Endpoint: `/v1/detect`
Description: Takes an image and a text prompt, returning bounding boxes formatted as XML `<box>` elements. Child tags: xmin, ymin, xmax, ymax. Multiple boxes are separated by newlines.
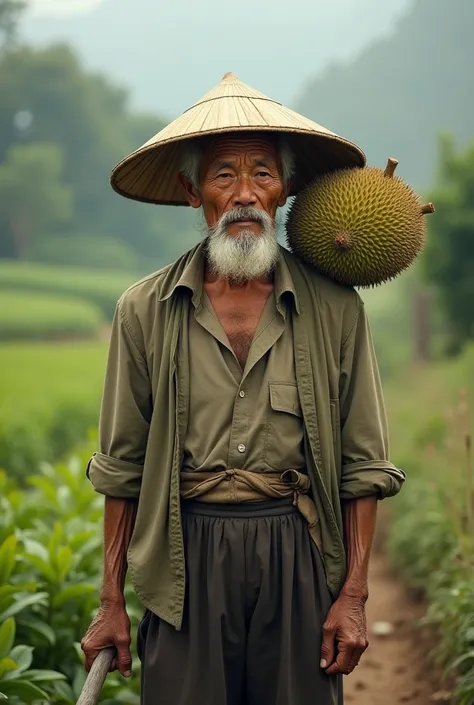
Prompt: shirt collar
<box><xmin>160</xmin><ymin>240</ymin><xmax>300</xmax><ymax>315</ymax></box>
<box><xmin>159</xmin><ymin>241</ymin><xmax>205</xmax><ymax>307</ymax></box>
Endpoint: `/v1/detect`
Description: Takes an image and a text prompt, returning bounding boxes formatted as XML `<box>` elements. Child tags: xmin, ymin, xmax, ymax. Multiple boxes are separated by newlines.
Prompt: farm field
<box><xmin>0</xmin><ymin>341</ymin><xmax>108</xmax><ymax>478</ymax></box>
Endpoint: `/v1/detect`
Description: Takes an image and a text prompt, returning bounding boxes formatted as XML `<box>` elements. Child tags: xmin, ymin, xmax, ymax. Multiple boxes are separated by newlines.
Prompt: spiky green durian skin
<box><xmin>285</xmin><ymin>166</ymin><xmax>427</xmax><ymax>288</ymax></box>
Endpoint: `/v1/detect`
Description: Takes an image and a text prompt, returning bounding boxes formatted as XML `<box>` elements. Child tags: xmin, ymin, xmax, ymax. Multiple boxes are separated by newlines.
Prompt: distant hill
<box><xmin>23</xmin><ymin>0</ymin><xmax>472</xmax><ymax>194</ymax></box>
<box><xmin>23</xmin><ymin>0</ymin><xmax>409</xmax><ymax>118</ymax></box>
<box><xmin>295</xmin><ymin>0</ymin><xmax>474</xmax><ymax>189</ymax></box>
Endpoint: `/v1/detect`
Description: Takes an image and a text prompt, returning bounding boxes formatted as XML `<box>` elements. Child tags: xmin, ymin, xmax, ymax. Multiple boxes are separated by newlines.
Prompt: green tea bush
<box><xmin>27</xmin><ymin>236</ymin><xmax>139</xmax><ymax>272</ymax></box>
<box><xmin>0</xmin><ymin>447</ymin><xmax>143</xmax><ymax>704</ymax></box>
<box><xmin>388</xmin><ymin>387</ymin><xmax>474</xmax><ymax>705</ymax></box>
<box><xmin>0</xmin><ymin>400</ymin><xmax>100</xmax><ymax>482</ymax></box>
<box><xmin>0</xmin><ymin>537</ymin><xmax>67</xmax><ymax>703</ymax></box>
<box><xmin>0</xmin><ymin>291</ymin><xmax>104</xmax><ymax>342</ymax></box>
<box><xmin>0</xmin><ymin>262</ymin><xmax>136</xmax><ymax>320</ymax></box>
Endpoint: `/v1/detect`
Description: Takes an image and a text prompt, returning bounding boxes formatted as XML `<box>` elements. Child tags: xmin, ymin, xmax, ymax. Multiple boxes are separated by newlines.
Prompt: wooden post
<box><xmin>412</xmin><ymin>289</ymin><xmax>431</xmax><ymax>363</ymax></box>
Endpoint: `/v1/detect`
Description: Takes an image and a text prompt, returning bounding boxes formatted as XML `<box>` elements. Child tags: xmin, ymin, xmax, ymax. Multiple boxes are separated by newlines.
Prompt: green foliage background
<box><xmin>0</xmin><ymin>448</ymin><xmax>142</xmax><ymax>703</ymax></box>
<box><xmin>0</xmin><ymin>0</ymin><xmax>474</xmax><ymax>702</ymax></box>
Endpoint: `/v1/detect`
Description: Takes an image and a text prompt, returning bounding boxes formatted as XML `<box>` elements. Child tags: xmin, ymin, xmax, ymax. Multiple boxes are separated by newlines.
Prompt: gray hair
<box><xmin>179</xmin><ymin>135</ymin><xmax>295</xmax><ymax>191</ymax></box>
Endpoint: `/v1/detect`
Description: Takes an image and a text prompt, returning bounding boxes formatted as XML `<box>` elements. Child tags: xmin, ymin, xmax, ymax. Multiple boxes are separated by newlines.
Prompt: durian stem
<box><xmin>422</xmin><ymin>202</ymin><xmax>435</xmax><ymax>215</ymax></box>
<box><xmin>384</xmin><ymin>158</ymin><xmax>399</xmax><ymax>178</ymax></box>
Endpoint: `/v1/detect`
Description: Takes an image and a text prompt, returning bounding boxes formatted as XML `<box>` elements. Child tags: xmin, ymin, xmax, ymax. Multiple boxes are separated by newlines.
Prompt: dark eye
<box><xmin>217</xmin><ymin>172</ymin><xmax>232</xmax><ymax>179</ymax></box>
<box><xmin>257</xmin><ymin>171</ymin><xmax>271</xmax><ymax>178</ymax></box>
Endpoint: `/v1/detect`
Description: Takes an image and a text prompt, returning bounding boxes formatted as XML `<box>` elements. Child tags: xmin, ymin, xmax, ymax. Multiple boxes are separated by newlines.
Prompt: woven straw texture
<box><xmin>110</xmin><ymin>72</ymin><xmax>366</xmax><ymax>205</ymax></box>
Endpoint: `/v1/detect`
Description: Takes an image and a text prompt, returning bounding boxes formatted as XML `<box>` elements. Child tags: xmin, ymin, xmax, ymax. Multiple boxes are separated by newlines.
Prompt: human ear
<box><xmin>278</xmin><ymin>181</ymin><xmax>292</xmax><ymax>208</ymax></box>
<box><xmin>178</xmin><ymin>173</ymin><xmax>202</xmax><ymax>209</ymax></box>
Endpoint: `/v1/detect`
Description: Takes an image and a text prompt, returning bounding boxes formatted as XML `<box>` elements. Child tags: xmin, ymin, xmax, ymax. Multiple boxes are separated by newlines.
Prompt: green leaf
<box><xmin>18</xmin><ymin>617</ymin><xmax>56</xmax><ymax>646</ymax></box>
<box><xmin>0</xmin><ymin>584</ymin><xmax>38</xmax><ymax>615</ymax></box>
<box><xmin>55</xmin><ymin>546</ymin><xmax>73</xmax><ymax>582</ymax></box>
<box><xmin>0</xmin><ymin>592</ymin><xmax>49</xmax><ymax>621</ymax></box>
<box><xmin>55</xmin><ymin>462</ymin><xmax>76</xmax><ymax>487</ymax></box>
<box><xmin>23</xmin><ymin>668</ymin><xmax>66</xmax><ymax>682</ymax></box>
<box><xmin>23</xmin><ymin>552</ymin><xmax>57</xmax><ymax>582</ymax></box>
<box><xmin>0</xmin><ymin>584</ymin><xmax>37</xmax><ymax>602</ymax></box>
<box><xmin>0</xmin><ymin>618</ymin><xmax>15</xmax><ymax>660</ymax></box>
<box><xmin>52</xmin><ymin>583</ymin><xmax>96</xmax><ymax>609</ymax></box>
<box><xmin>449</xmin><ymin>650</ymin><xmax>474</xmax><ymax>672</ymax></box>
<box><xmin>0</xmin><ymin>536</ymin><xmax>17</xmax><ymax>585</ymax></box>
<box><xmin>0</xmin><ymin>678</ymin><xmax>49</xmax><ymax>702</ymax></box>
<box><xmin>0</xmin><ymin>656</ymin><xmax>18</xmax><ymax>680</ymax></box>
<box><xmin>75</xmin><ymin>537</ymin><xmax>102</xmax><ymax>564</ymax></box>
<box><xmin>9</xmin><ymin>645</ymin><xmax>33</xmax><ymax>673</ymax></box>
<box><xmin>52</xmin><ymin>678</ymin><xmax>75</xmax><ymax>703</ymax></box>
<box><xmin>22</xmin><ymin>538</ymin><xmax>49</xmax><ymax>564</ymax></box>
<box><xmin>0</xmin><ymin>657</ymin><xmax>17</xmax><ymax>672</ymax></box>
<box><xmin>68</xmin><ymin>531</ymin><xmax>96</xmax><ymax>552</ymax></box>
<box><xmin>72</xmin><ymin>666</ymin><xmax>87</xmax><ymax>697</ymax></box>
<box><xmin>27</xmin><ymin>476</ymin><xmax>59</xmax><ymax>504</ymax></box>
<box><xmin>48</xmin><ymin>522</ymin><xmax>64</xmax><ymax>562</ymax></box>
<box><xmin>73</xmin><ymin>642</ymin><xmax>85</xmax><ymax>663</ymax></box>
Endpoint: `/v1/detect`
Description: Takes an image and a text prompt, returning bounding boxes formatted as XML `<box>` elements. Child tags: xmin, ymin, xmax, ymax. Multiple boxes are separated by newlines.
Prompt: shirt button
<box><xmin>238</xmin><ymin>444</ymin><xmax>246</xmax><ymax>453</ymax></box>
<box><xmin>239</xmin><ymin>390</ymin><xmax>245</xmax><ymax>398</ymax></box>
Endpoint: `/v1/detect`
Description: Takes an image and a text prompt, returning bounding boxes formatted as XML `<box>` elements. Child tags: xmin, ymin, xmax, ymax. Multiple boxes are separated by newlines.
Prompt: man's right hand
<box><xmin>81</xmin><ymin>601</ymin><xmax>132</xmax><ymax>678</ymax></box>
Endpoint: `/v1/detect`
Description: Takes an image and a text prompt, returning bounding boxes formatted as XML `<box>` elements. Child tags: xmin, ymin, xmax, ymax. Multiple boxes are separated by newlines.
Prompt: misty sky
<box><xmin>25</xmin><ymin>0</ymin><xmax>412</xmax><ymax>119</ymax></box>
<box><xmin>28</xmin><ymin>0</ymin><xmax>102</xmax><ymax>14</ymax></box>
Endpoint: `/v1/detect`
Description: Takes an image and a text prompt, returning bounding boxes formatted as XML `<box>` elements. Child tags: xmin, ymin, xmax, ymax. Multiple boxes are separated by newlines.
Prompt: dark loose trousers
<box><xmin>137</xmin><ymin>499</ymin><xmax>342</xmax><ymax>705</ymax></box>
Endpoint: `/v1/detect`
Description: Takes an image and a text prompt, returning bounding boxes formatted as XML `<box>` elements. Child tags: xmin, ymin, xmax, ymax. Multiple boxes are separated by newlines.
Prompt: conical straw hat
<box><xmin>110</xmin><ymin>72</ymin><xmax>366</xmax><ymax>206</ymax></box>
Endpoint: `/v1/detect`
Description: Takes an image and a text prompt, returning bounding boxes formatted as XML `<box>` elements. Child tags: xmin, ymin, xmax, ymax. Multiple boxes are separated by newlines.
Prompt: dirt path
<box><xmin>343</xmin><ymin>532</ymin><xmax>445</xmax><ymax>705</ymax></box>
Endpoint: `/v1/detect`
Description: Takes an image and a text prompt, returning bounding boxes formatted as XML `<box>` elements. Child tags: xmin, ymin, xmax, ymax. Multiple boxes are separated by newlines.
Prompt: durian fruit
<box><xmin>285</xmin><ymin>158</ymin><xmax>435</xmax><ymax>288</ymax></box>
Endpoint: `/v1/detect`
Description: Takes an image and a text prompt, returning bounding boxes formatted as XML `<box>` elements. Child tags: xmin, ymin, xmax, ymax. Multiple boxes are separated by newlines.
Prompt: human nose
<box><xmin>232</xmin><ymin>176</ymin><xmax>257</xmax><ymax>207</ymax></box>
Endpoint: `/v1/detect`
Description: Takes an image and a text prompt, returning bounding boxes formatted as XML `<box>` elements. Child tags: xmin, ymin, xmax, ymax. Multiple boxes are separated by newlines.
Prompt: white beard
<box><xmin>204</xmin><ymin>207</ymin><xmax>280</xmax><ymax>282</ymax></box>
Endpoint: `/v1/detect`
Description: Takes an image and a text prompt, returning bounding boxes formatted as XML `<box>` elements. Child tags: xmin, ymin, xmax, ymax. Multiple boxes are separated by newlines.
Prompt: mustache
<box><xmin>215</xmin><ymin>207</ymin><xmax>270</xmax><ymax>229</ymax></box>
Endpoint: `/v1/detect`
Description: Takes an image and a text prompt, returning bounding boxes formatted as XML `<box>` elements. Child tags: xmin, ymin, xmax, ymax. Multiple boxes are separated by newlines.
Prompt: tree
<box><xmin>0</xmin><ymin>43</ymin><xmax>195</xmax><ymax>269</ymax></box>
<box><xmin>0</xmin><ymin>142</ymin><xmax>73</xmax><ymax>259</ymax></box>
<box><xmin>296</xmin><ymin>0</ymin><xmax>474</xmax><ymax>191</ymax></box>
<box><xmin>0</xmin><ymin>0</ymin><xmax>26</xmax><ymax>52</ymax></box>
<box><xmin>423</xmin><ymin>134</ymin><xmax>474</xmax><ymax>353</ymax></box>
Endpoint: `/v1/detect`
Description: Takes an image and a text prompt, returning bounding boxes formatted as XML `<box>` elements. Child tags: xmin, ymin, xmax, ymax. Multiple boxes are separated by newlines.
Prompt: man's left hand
<box><xmin>320</xmin><ymin>593</ymin><xmax>369</xmax><ymax>675</ymax></box>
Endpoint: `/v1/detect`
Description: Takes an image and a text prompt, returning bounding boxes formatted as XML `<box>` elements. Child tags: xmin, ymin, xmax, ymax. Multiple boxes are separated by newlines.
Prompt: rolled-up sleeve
<box><xmin>338</xmin><ymin>298</ymin><xmax>405</xmax><ymax>501</ymax></box>
<box><xmin>86</xmin><ymin>298</ymin><xmax>152</xmax><ymax>499</ymax></box>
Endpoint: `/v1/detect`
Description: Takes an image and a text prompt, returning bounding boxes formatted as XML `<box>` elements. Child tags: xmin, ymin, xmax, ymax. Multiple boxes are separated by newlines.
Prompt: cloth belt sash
<box><xmin>180</xmin><ymin>468</ymin><xmax>322</xmax><ymax>551</ymax></box>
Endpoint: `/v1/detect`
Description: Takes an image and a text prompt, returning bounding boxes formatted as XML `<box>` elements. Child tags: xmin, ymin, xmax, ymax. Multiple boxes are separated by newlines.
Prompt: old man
<box><xmin>81</xmin><ymin>73</ymin><xmax>405</xmax><ymax>705</ymax></box>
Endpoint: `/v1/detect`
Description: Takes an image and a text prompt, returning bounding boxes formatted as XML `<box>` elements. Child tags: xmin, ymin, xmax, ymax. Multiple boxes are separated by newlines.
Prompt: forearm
<box><xmin>100</xmin><ymin>496</ymin><xmax>138</xmax><ymax>605</ymax></box>
<box><xmin>340</xmin><ymin>495</ymin><xmax>378</xmax><ymax>601</ymax></box>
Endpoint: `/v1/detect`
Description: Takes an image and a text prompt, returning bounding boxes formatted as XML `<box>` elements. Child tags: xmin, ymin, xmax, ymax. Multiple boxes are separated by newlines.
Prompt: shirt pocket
<box><xmin>262</xmin><ymin>382</ymin><xmax>305</xmax><ymax>471</ymax></box>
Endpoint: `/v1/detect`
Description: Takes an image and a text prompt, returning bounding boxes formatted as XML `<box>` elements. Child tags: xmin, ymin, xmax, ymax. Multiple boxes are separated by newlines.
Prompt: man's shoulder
<box><xmin>117</xmin><ymin>245</ymin><xmax>198</xmax><ymax>316</ymax></box>
<box><xmin>281</xmin><ymin>246</ymin><xmax>363</xmax><ymax>310</ymax></box>
<box><xmin>119</xmin><ymin>262</ymin><xmax>175</xmax><ymax>302</ymax></box>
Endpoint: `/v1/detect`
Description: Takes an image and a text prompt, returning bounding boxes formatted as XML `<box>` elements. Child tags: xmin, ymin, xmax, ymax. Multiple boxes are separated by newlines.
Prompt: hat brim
<box><xmin>110</xmin><ymin>126</ymin><xmax>366</xmax><ymax>206</ymax></box>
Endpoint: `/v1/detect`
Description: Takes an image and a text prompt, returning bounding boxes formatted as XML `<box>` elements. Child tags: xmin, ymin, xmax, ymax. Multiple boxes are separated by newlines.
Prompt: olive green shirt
<box><xmin>87</xmin><ymin>241</ymin><xmax>405</xmax><ymax>629</ymax></box>
<box><xmin>182</xmin><ymin>251</ymin><xmax>305</xmax><ymax>474</ymax></box>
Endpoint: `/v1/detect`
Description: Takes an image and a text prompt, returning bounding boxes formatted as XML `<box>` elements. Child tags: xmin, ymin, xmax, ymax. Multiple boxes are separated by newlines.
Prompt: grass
<box><xmin>0</xmin><ymin>341</ymin><xmax>108</xmax><ymax>478</ymax></box>
<box><xmin>0</xmin><ymin>261</ymin><xmax>137</xmax><ymax>320</ymax></box>
<box><xmin>358</xmin><ymin>267</ymin><xmax>419</xmax><ymax>379</ymax></box>
<box><xmin>0</xmin><ymin>341</ymin><xmax>108</xmax><ymax>406</ymax></box>
<box><xmin>385</xmin><ymin>343</ymin><xmax>474</xmax><ymax>705</ymax></box>
<box><xmin>384</xmin><ymin>344</ymin><xmax>474</xmax><ymax>469</ymax></box>
<box><xmin>0</xmin><ymin>290</ymin><xmax>105</xmax><ymax>341</ymax></box>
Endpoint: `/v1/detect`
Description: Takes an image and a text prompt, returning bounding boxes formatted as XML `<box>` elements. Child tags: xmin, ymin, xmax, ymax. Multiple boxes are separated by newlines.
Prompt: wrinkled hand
<box><xmin>320</xmin><ymin>594</ymin><xmax>369</xmax><ymax>675</ymax></box>
<box><xmin>81</xmin><ymin>601</ymin><xmax>132</xmax><ymax>678</ymax></box>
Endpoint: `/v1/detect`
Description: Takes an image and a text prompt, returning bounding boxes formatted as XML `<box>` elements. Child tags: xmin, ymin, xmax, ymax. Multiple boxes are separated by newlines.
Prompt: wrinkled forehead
<box><xmin>199</xmin><ymin>132</ymin><xmax>280</xmax><ymax>168</ymax></box>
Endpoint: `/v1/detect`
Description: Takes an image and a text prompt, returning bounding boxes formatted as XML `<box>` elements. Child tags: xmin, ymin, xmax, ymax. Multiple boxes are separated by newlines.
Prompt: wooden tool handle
<box><xmin>77</xmin><ymin>647</ymin><xmax>116</xmax><ymax>705</ymax></box>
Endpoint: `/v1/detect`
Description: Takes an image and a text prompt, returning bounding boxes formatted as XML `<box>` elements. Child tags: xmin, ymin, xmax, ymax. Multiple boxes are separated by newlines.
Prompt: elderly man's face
<box><xmin>181</xmin><ymin>135</ymin><xmax>288</xmax><ymax>236</ymax></box>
